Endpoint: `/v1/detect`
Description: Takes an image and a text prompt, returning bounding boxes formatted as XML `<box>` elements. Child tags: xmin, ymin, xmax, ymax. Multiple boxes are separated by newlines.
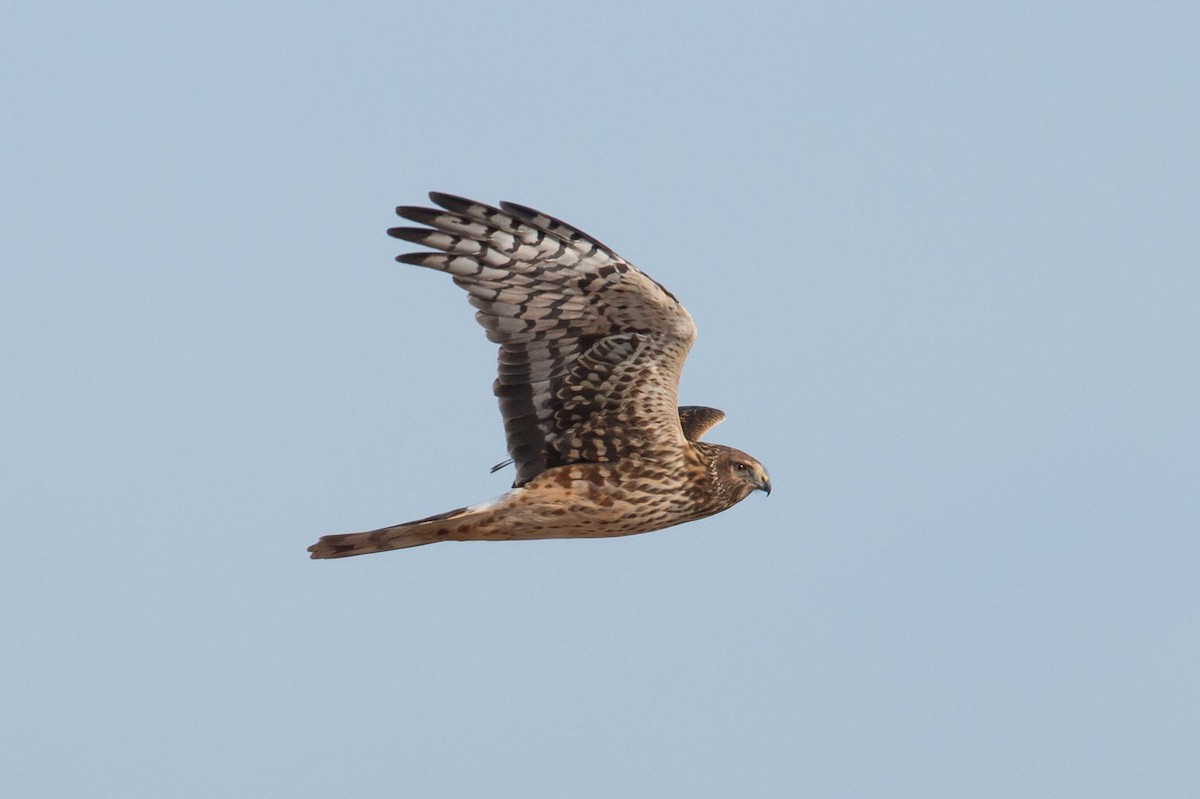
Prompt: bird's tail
<box><xmin>307</xmin><ymin>499</ymin><xmax>504</xmax><ymax>559</ymax></box>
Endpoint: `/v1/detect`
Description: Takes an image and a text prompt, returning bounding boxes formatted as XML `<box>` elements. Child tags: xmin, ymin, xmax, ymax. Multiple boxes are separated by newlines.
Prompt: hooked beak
<box><xmin>757</xmin><ymin>472</ymin><xmax>771</xmax><ymax>496</ymax></box>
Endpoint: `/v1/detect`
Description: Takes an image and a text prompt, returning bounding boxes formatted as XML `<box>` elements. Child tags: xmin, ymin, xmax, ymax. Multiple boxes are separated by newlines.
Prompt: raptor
<box><xmin>308</xmin><ymin>194</ymin><xmax>769</xmax><ymax>558</ymax></box>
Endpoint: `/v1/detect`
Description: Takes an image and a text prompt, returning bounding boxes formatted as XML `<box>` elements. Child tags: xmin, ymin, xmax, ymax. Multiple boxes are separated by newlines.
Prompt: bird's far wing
<box><xmin>389</xmin><ymin>193</ymin><xmax>698</xmax><ymax>486</ymax></box>
<box><xmin>677</xmin><ymin>406</ymin><xmax>726</xmax><ymax>441</ymax></box>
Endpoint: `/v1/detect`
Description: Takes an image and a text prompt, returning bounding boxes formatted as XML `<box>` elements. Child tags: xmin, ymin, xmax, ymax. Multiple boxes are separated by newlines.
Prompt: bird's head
<box><xmin>698</xmin><ymin>443</ymin><xmax>771</xmax><ymax>504</ymax></box>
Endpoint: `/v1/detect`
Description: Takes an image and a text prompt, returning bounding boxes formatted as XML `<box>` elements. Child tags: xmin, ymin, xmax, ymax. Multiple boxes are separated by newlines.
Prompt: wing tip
<box><xmin>428</xmin><ymin>191</ymin><xmax>480</xmax><ymax>212</ymax></box>
<box><xmin>394</xmin><ymin>205</ymin><xmax>443</xmax><ymax>225</ymax></box>
<box><xmin>388</xmin><ymin>226</ymin><xmax>434</xmax><ymax>245</ymax></box>
<box><xmin>395</xmin><ymin>251</ymin><xmax>436</xmax><ymax>266</ymax></box>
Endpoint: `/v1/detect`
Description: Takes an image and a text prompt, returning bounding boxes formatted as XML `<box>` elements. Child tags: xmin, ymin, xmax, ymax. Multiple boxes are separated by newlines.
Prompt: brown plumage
<box><xmin>307</xmin><ymin>193</ymin><xmax>769</xmax><ymax>559</ymax></box>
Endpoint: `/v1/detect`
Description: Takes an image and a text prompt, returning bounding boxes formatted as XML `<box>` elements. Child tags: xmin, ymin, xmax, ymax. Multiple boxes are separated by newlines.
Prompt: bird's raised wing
<box><xmin>388</xmin><ymin>193</ymin><xmax>698</xmax><ymax>486</ymax></box>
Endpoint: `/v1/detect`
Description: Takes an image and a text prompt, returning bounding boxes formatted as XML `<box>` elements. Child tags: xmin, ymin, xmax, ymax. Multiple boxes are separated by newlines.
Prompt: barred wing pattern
<box><xmin>388</xmin><ymin>193</ymin><xmax>698</xmax><ymax>487</ymax></box>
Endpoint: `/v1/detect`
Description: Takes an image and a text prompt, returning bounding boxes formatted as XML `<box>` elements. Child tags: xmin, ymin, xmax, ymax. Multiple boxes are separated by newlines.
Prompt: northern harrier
<box><xmin>307</xmin><ymin>193</ymin><xmax>769</xmax><ymax>558</ymax></box>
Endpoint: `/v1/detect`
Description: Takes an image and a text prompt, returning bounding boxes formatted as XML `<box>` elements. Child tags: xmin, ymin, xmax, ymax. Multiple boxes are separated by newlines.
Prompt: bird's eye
<box><xmin>734</xmin><ymin>462</ymin><xmax>748</xmax><ymax>471</ymax></box>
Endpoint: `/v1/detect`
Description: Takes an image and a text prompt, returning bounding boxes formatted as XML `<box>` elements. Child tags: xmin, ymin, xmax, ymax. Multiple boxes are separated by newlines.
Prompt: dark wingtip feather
<box><xmin>497</xmin><ymin>200</ymin><xmax>539</xmax><ymax>221</ymax></box>
<box><xmin>394</xmin><ymin>205</ymin><xmax>443</xmax><ymax>226</ymax></box>
<box><xmin>429</xmin><ymin>192</ymin><xmax>484</xmax><ymax>213</ymax></box>
<box><xmin>386</xmin><ymin>225</ymin><xmax>421</xmax><ymax>241</ymax></box>
<box><xmin>395</xmin><ymin>252</ymin><xmax>435</xmax><ymax>266</ymax></box>
<box><xmin>388</xmin><ymin>226</ymin><xmax>436</xmax><ymax>245</ymax></box>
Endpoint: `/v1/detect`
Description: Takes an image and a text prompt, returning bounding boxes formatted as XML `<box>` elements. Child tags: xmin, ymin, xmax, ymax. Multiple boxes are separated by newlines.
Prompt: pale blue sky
<box><xmin>2</xmin><ymin>2</ymin><xmax>1197</xmax><ymax>797</ymax></box>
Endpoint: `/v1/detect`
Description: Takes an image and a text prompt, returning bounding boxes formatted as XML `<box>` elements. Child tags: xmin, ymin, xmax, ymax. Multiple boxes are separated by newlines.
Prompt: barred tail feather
<box><xmin>307</xmin><ymin>500</ymin><xmax>502</xmax><ymax>559</ymax></box>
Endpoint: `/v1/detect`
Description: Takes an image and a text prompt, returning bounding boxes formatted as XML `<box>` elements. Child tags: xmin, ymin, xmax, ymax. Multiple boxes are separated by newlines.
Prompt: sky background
<box><xmin>2</xmin><ymin>2</ymin><xmax>1197</xmax><ymax>797</ymax></box>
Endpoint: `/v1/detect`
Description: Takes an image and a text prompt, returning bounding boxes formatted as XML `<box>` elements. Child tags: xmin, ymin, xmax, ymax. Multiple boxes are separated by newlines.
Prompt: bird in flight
<box><xmin>308</xmin><ymin>193</ymin><xmax>769</xmax><ymax>558</ymax></box>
